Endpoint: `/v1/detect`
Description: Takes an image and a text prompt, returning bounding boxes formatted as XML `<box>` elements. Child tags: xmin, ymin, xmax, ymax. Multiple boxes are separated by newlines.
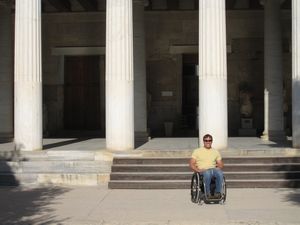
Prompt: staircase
<box><xmin>0</xmin><ymin>150</ymin><xmax>112</xmax><ymax>186</ymax></box>
<box><xmin>108</xmin><ymin>156</ymin><xmax>300</xmax><ymax>189</ymax></box>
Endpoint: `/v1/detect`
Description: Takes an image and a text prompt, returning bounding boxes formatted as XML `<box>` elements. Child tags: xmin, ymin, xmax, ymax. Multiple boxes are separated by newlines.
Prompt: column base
<box><xmin>261</xmin><ymin>130</ymin><xmax>286</xmax><ymax>141</ymax></box>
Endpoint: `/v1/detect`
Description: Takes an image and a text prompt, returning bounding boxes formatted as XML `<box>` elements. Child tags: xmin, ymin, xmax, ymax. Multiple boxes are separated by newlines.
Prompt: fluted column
<box><xmin>261</xmin><ymin>0</ymin><xmax>285</xmax><ymax>141</ymax></box>
<box><xmin>14</xmin><ymin>0</ymin><xmax>43</xmax><ymax>151</ymax></box>
<box><xmin>292</xmin><ymin>0</ymin><xmax>300</xmax><ymax>148</ymax></box>
<box><xmin>0</xmin><ymin>1</ymin><xmax>13</xmax><ymax>141</ymax></box>
<box><xmin>133</xmin><ymin>0</ymin><xmax>147</xmax><ymax>142</ymax></box>
<box><xmin>106</xmin><ymin>0</ymin><xmax>134</xmax><ymax>151</ymax></box>
<box><xmin>198</xmin><ymin>0</ymin><xmax>228</xmax><ymax>149</ymax></box>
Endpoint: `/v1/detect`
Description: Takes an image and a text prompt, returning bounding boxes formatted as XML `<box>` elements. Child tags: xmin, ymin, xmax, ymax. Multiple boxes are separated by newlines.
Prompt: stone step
<box><xmin>111</xmin><ymin>163</ymin><xmax>300</xmax><ymax>172</ymax></box>
<box><xmin>0</xmin><ymin>173</ymin><xmax>110</xmax><ymax>186</ymax></box>
<box><xmin>0</xmin><ymin>161</ymin><xmax>111</xmax><ymax>173</ymax></box>
<box><xmin>0</xmin><ymin>150</ymin><xmax>112</xmax><ymax>161</ymax></box>
<box><xmin>0</xmin><ymin>150</ymin><xmax>113</xmax><ymax>186</ymax></box>
<box><xmin>108</xmin><ymin>179</ymin><xmax>300</xmax><ymax>189</ymax></box>
<box><xmin>110</xmin><ymin>171</ymin><xmax>300</xmax><ymax>180</ymax></box>
<box><xmin>113</xmin><ymin>156</ymin><xmax>300</xmax><ymax>165</ymax></box>
<box><xmin>109</xmin><ymin>156</ymin><xmax>300</xmax><ymax>189</ymax></box>
<box><xmin>139</xmin><ymin>149</ymin><xmax>300</xmax><ymax>157</ymax></box>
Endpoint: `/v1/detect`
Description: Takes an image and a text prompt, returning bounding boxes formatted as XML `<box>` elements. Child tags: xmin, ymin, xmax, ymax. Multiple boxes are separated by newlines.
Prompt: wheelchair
<box><xmin>191</xmin><ymin>172</ymin><xmax>227</xmax><ymax>205</ymax></box>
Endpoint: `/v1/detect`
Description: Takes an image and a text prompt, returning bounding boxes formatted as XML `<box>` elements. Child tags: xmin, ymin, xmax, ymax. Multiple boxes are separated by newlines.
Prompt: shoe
<box><xmin>214</xmin><ymin>192</ymin><xmax>222</xmax><ymax>199</ymax></box>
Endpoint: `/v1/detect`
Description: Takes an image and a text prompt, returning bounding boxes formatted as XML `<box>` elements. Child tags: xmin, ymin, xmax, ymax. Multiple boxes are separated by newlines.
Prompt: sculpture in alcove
<box><xmin>238</xmin><ymin>82</ymin><xmax>256</xmax><ymax>136</ymax></box>
<box><xmin>239</xmin><ymin>82</ymin><xmax>253</xmax><ymax>118</ymax></box>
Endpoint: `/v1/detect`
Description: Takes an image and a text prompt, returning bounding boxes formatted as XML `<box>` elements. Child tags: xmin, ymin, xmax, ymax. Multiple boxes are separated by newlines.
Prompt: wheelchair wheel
<box><xmin>221</xmin><ymin>176</ymin><xmax>227</xmax><ymax>203</ymax></box>
<box><xmin>191</xmin><ymin>172</ymin><xmax>200</xmax><ymax>203</ymax></box>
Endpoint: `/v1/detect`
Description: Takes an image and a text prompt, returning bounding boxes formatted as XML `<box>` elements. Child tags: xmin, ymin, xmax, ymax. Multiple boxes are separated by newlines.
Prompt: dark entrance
<box><xmin>64</xmin><ymin>56</ymin><xmax>101</xmax><ymax>132</ymax></box>
<box><xmin>181</xmin><ymin>54</ymin><xmax>199</xmax><ymax>136</ymax></box>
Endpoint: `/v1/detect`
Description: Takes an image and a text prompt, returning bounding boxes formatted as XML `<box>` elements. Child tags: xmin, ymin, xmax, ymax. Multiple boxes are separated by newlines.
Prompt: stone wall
<box><xmin>41</xmin><ymin>10</ymin><xmax>292</xmax><ymax>137</ymax></box>
<box><xmin>42</xmin><ymin>13</ymin><xmax>106</xmax><ymax>135</ymax></box>
<box><xmin>0</xmin><ymin>5</ymin><xmax>13</xmax><ymax>140</ymax></box>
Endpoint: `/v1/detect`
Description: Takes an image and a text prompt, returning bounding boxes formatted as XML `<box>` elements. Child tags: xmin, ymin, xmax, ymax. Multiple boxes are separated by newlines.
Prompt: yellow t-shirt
<box><xmin>191</xmin><ymin>147</ymin><xmax>222</xmax><ymax>170</ymax></box>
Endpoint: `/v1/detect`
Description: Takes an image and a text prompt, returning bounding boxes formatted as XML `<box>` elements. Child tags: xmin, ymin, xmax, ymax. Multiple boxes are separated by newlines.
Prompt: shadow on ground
<box><xmin>43</xmin><ymin>138</ymin><xmax>91</xmax><ymax>150</ymax></box>
<box><xmin>0</xmin><ymin>150</ymin><xmax>21</xmax><ymax>186</ymax></box>
<box><xmin>0</xmin><ymin>186</ymin><xmax>70</xmax><ymax>225</ymax></box>
<box><xmin>0</xmin><ymin>152</ymin><xmax>70</xmax><ymax>224</ymax></box>
<box><xmin>258</xmin><ymin>140</ymin><xmax>293</xmax><ymax>148</ymax></box>
<box><xmin>278</xmin><ymin>188</ymin><xmax>300</xmax><ymax>206</ymax></box>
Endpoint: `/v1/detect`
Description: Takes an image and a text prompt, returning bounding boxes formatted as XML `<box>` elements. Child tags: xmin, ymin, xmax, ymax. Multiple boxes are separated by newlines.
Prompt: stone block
<box><xmin>178</xmin><ymin>0</ymin><xmax>194</xmax><ymax>10</ymax></box>
<box><xmin>21</xmin><ymin>160</ymin><xmax>112</xmax><ymax>173</ymax></box>
<box><xmin>152</xmin><ymin>0</ymin><xmax>167</xmax><ymax>10</ymax></box>
<box><xmin>241</xmin><ymin>118</ymin><xmax>253</xmax><ymax>129</ymax></box>
<box><xmin>0</xmin><ymin>162</ymin><xmax>21</xmax><ymax>173</ymax></box>
<box><xmin>238</xmin><ymin>128</ymin><xmax>257</xmax><ymax>137</ymax></box>
<box><xmin>37</xmin><ymin>173</ymin><xmax>110</xmax><ymax>186</ymax></box>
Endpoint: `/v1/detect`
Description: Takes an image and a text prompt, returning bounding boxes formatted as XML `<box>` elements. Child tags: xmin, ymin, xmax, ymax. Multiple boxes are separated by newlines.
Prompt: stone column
<box><xmin>133</xmin><ymin>0</ymin><xmax>148</xmax><ymax>143</ymax></box>
<box><xmin>261</xmin><ymin>0</ymin><xmax>285</xmax><ymax>141</ymax></box>
<box><xmin>292</xmin><ymin>0</ymin><xmax>300</xmax><ymax>148</ymax></box>
<box><xmin>0</xmin><ymin>1</ymin><xmax>13</xmax><ymax>141</ymax></box>
<box><xmin>198</xmin><ymin>0</ymin><xmax>228</xmax><ymax>149</ymax></box>
<box><xmin>14</xmin><ymin>0</ymin><xmax>43</xmax><ymax>151</ymax></box>
<box><xmin>106</xmin><ymin>0</ymin><xmax>134</xmax><ymax>151</ymax></box>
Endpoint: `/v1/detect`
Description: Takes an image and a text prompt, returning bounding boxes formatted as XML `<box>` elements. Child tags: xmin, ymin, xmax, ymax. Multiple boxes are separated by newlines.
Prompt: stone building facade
<box><xmin>0</xmin><ymin>0</ymin><xmax>300</xmax><ymax>151</ymax></box>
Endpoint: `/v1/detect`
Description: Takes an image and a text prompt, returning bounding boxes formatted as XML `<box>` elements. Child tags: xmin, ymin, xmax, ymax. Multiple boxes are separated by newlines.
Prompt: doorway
<box><xmin>181</xmin><ymin>54</ymin><xmax>198</xmax><ymax>136</ymax></box>
<box><xmin>64</xmin><ymin>56</ymin><xmax>101</xmax><ymax>133</ymax></box>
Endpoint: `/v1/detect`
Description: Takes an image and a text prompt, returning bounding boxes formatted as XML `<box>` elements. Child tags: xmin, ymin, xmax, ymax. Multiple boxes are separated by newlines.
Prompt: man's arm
<box><xmin>216</xmin><ymin>159</ymin><xmax>224</xmax><ymax>169</ymax></box>
<box><xmin>189</xmin><ymin>158</ymin><xmax>205</xmax><ymax>173</ymax></box>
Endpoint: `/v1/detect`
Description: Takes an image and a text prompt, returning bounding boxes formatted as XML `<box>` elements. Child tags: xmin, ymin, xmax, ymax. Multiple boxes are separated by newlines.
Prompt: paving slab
<box><xmin>1</xmin><ymin>138</ymin><xmax>299</xmax><ymax>158</ymax></box>
<box><xmin>0</xmin><ymin>186</ymin><xmax>299</xmax><ymax>225</ymax></box>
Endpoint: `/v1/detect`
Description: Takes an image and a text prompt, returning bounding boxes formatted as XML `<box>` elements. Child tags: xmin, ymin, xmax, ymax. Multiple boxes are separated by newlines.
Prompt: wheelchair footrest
<box><xmin>206</xmin><ymin>195</ymin><xmax>222</xmax><ymax>200</ymax></box>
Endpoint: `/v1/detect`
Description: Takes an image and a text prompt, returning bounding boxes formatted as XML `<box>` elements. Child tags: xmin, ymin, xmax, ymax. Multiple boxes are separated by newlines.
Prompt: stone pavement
<box><xmin>1</xmin><ymin>138</ymin><xmax>298</xmax><ymax>158</ymax></box>
<box><xmin>0</xmin><ymin>186</ymin><xmax>299</xmax><ymax>225</ymax></box>
<box><xmin>0</xmin><ymin>137</ymin><xmax>295</xmax><ymax>152</ymax></box>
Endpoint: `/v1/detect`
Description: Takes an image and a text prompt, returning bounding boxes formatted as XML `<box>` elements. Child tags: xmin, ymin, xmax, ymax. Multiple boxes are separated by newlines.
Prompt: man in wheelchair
<box><xmin>190</xmin><ymin>134</ymin><xmax>225</xmax><ymax>202</ymax></box>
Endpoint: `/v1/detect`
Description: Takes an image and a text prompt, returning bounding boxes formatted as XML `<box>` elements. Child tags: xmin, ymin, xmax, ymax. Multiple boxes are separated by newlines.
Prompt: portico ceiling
<box><xmin>6</xmin><ymin>0</ymin><xmax>291</xmax><ymax>13</ymax></box>
<box><xmin>41</xmin><ymin>0</ymin><xmax>290</xmax><ymax>13</ymax></box>
<box><xmin>44</xmin><ymin>0</ymin><xmax>98</xmax><ymax>12</ymax></box>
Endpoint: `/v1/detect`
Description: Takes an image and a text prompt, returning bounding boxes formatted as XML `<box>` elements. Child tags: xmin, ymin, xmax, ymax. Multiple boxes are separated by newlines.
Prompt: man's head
<box><xmin>203</xmin><ymin>134</ymin><xmax>213</xmax><ymax>149</ymax></box>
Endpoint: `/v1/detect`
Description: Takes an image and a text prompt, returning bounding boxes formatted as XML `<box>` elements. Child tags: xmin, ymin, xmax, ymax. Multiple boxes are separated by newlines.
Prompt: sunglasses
<box><xmin>204</xmin><ymin>140</ymin><xmax>212</xmax><ymax>142</ymax></box>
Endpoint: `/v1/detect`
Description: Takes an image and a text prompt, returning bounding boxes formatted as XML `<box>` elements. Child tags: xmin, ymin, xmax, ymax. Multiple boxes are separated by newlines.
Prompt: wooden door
<box><xmin>64</xmin><ymin>56</ymin><xmax>101</xmax><ymax>130</ymax></box>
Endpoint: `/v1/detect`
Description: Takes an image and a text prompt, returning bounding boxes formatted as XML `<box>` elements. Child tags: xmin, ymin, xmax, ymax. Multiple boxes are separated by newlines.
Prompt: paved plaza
<box><xmin>0</xmin><ymin>137</ymin><xmax>295</xmax><ymax>152</ymax></box>
<box><xmin>0</xmin><ymin>138</ymin><xmax>299</xmax><ymax>224</ymax></box>
<box><xmin>0</xmin><ymin>186</ymin><xmax>300</xmax><ymax>225</ymax></box>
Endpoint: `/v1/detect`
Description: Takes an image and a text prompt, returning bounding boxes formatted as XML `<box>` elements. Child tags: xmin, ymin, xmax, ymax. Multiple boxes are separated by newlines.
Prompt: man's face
<box><xmin>203</xmin><ymin>137</ymin><xmax>213</xmax><ymax>149</ymax></box>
